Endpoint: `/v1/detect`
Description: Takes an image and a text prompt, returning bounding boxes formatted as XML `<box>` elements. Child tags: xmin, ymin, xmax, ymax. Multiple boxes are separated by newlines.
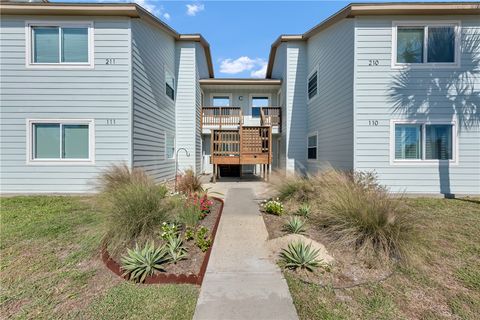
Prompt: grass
<box><xmin>284</xmin><ymin>197</ymin><xmax>480</xmax><ymax>319</ymax></box>
<box><xmin>0</xmin><ymin>196</ymin><xmax>199</xmax><ymax>319</ymax></box>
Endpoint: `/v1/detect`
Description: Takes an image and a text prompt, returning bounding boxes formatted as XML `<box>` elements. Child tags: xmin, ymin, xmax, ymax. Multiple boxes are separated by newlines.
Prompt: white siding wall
<box><xmin>175</xmin><ymin>42</ymin><xmax>198</xmax><ymax>172</ymax></box>
<box><xmin>285</xmin><ymin>42</ymin><xmax>308</xmax><ymax>173</ymax></box>
<box><xmin>307</xmin><ymin>19</ymin><xmax>355</xmax><ymax>172</ymax></box>
<box><xmin>131</xmin><ymin>19</ymin><xmax>176</xmax><ymax>182</ymax></box>
<box><xmin>0</xmin><ymin>16</ymin><xmax>132</xmax><ymax>193</ymax></box>
<box><xmin>354</xmin><ymin>15</ymin><xmax>480</xmax><ymax>194</ymax></box>
<box><xmin>272</xmin><ymin>44</ymin><xmax>287</xmax><ymax>170</ymax></box>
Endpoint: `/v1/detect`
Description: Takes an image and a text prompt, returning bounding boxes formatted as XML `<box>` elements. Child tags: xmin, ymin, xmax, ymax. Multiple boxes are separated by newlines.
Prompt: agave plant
<box><xmin>296</xmin><ymin>203</ymin><xmax>311</xmax><ymax>217</ymax></box>
<box><xmin>121</xmin><ymin>241</ymin><xmax>170</xmax><ymax>282</ymax></box>
<box><xmin>284</xmin><ymin>216</ymin><xmax>307</xmax><ymax>234</ymax></box>
<box><xmin>166</xmin><ymin>234</ymin><xmax>188</xmax><ymax>263</ymax></box>
<box><xmin>280</xmin><ymin>241</ymin><xmax>322</xmax><ymax>272</ymax></box>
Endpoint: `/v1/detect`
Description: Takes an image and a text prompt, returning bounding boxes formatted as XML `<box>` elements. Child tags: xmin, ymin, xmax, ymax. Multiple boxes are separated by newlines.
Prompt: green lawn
<box><xmin>285</xmin><ymin>197</ymin><xmax>480</xmax><ymax>320</ymax></box>
<box><xmin>0</xmin><ymin>196</ymin><xmax>199</xmax><ymax>319</ymax></box>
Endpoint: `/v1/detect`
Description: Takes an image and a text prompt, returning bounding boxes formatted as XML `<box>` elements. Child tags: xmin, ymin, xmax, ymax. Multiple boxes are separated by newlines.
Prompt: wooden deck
<box><xmin>210</xmin><ymin>126</ymin><xmax>272</xmax><ymax>181</ymax></box>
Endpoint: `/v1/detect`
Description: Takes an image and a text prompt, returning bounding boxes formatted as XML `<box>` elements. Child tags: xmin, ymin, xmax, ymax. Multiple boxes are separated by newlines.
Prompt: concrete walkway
<box><xmin>193</xmin><ymin>187</ymin><xmax>298</xmax><ymax>320</ymax></box>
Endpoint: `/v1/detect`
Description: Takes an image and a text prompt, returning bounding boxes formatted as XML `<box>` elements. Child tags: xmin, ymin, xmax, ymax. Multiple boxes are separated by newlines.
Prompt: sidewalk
<box><xmin>193</xmin><ymin>187</ymin><xmax>298</xmax><ymax>320</ymax></box>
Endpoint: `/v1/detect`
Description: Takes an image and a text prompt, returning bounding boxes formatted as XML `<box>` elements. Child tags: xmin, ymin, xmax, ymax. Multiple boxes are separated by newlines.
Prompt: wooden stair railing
<box><xmin>260</xmin><ymin>107</ymin><xmax>281</xmax><ymax>131</ymax></box>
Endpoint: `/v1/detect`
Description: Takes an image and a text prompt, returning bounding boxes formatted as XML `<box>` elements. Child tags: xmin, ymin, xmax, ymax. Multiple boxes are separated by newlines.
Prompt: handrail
<box><xmin>202</xmin><ymin>107</ymin><xmax>242</xmax><ymax>128</ymax></box>
<box><xmin>260</xmin><ymin>107</ymin><xmax>281</xmax><ymax>130</ymax></box>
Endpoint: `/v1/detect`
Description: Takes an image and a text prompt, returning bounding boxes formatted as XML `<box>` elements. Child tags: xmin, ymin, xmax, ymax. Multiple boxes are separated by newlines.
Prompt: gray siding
<box><xmin>0</xmin><ymin>16</ymin><xmax>132</xmax><ymax>193</ymax></box>
<box><xmin>131</xmin><ymin>18</ymin><xmax>176</xmax><ymax>182</ymax></box>
<box><xmin>354</xmin><ymin>15</ymin><xmax>480</xmax><ymax>194</ymax></box>
<box><xmin>306</xmin><ymin>19</ymin><xmax>354</xmax><ymax>172</ymax></box>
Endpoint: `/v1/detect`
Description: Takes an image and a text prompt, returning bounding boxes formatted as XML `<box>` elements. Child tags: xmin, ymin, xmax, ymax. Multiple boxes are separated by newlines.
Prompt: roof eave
<box><xmin>199</xmin><ymin>78</ymin><xmax>282</xmax><ymax>86</ymax></box>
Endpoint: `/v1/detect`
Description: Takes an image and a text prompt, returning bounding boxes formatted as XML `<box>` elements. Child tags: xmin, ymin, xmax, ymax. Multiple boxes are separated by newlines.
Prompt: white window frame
<box><xmin>391</xmin><ymin>20</ymin><xmax>461</xmax><ymax>69</ymax></box>
<box><xmin>307</xmin><ymin>132</ymin><xmax>318</xmax><ymax>161</ymax></box>
<box><xmin>25</xmin><ymin>20</ymin><xmax>94</xmax><ymax>69</ymax></box>
<box><xmin>165</xmin><ymin>131</ymin><xmax>175</xmax><ymax>160</ymax></box>
<box><xmin>390</xmin><ymin>119</ymin><xmax>458</xmax><ymax>166</ymax></box>
<box><xmin>165</xmin><ymin>66</ymin><xmax>175</xmax><ymax>101</ymax></box>
<box><xmin>26</xmin><ymin>119</ymin><xmax>95</xmax><ymax>165</ymax></box>
<box><xmin>210</xmin><ymin>93</ymin><xmax>233</xmax><ymax>106</ymax></box>
<box><xmin>249</xmin><ymin>93</ymin><xmax>271</xmax><ymax>118</ymax></box>
<box><xmin>307</xmin><ymin>66</ymin><xmax>319</xmax><ymax>101</ymax></box>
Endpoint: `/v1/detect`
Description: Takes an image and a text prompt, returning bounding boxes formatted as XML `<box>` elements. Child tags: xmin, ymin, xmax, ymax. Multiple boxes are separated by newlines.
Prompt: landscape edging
<box><xmin>101</xmin><ymin>196</ymin><xmax>224</xmax><ymax>285</ymax></box>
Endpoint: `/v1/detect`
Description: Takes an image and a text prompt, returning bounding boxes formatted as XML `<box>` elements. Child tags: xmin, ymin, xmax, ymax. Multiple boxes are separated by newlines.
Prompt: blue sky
<box><xmin>60</xmin><ymin>1</ymin><xmax>468</xmax><ymax>78</ymax></box>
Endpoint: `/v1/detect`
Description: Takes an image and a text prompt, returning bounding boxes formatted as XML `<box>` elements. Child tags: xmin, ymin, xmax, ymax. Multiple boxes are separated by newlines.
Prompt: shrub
<box><xmin>263</xmin><ymin>199</ymin><xmax>284</xmax><ymax>216</ymax></box>
<box><xmin>177</xmin><ymin>201</ymin><xmax>201</xmax><ymax>228</ymax></box>
<box><xmin>284</xmin><ymin>216</ymin><xmax>307</xmax><ymax>234</ymax></box>
<box><xmin>280</xmin><ymin>241</ymin><xmax>323</xmax><ymax>272</ymax></box>
<box><xmin>98</xmin><ymin>166</ymin><xmax>174</xmax><ymax>255</ymax></box>
<box><xmin>195</xmin><ymin>194</ymin><xmax>214</xmax><ymax>218</ymax></box>
<box><xmin>296</xmin><ymin>204</ymin><xmax>311</xmax><ymax>217</ymax></box>
<box><xmin>97</xmin><ymin>163</ymin><xmax>154</xmax><ymax>193</ymax></box>
<box><xmin>160</xmin><ymin>222</ymin><xmax>179</xmax><ymax>241</ymax></box>
<box><xmin>165</xmin><ymin>234</ymin><xmax>188</xmax><ymax>263</ymax></box>
<box><xmin>310</xmin><ymin>170</ymin><xmax>414</xmax><ymax>261</ymax></box>
<box><xmin>195</xmin><ymin>226</ymin><xmax>212</xmax><ymax>252</ymax></box>
<box><xmin>121</xmin><ymin>242</ymin><xmax>170</xmax><ymax>283</ymax></box>
<box><xmin>177</xmin><ymin>169</ymin><xmax>203</xmax><ymax>194</ymax></box>
<box><xmin>272</xmin><ymin>174</ymin><xmax>314</xmax><ymax>202</ymax></box>
<box><xmin>184</xmin><ymin>227</ymin><xmax>195</xmax><ymax>241</ymax></box>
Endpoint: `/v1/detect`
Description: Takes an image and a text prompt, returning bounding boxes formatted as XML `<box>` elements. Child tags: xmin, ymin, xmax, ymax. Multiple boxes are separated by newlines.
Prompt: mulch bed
<box><xmin>102</xmin><ymin>197</ymin><xmax>224</xmax><ymax>285</ymax></box>
<box><xmin>261</xmin><ymin>209</ymin><xmax>393</xmax><ymax>288</ymax></box>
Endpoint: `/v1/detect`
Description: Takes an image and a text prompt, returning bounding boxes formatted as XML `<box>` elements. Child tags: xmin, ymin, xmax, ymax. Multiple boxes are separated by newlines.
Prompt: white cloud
<box><xmin>132</xmin><ymin>0</ymin><xmax>171</xmax><ymax>20</ymax></box>
<box><xmin>219</xmin><ymin>56</ymin><xmax>267</xmax><ymax>78</ymax></box>
<box><xmin>250</xmin><ymin>62</ymin><xmax>267</xmax><ymax>78</ymax></box>
<box><xmin>186</xmin><ymin>3</ymin><xmax>205</xmax><ymax>16</ymax></box>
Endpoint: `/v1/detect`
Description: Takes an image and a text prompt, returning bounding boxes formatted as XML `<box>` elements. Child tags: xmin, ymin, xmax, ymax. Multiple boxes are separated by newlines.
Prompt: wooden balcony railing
<box><xmin>260</xmin><ymin>107</ymin><xmax>281</xmax><ymax>130</ymax></box>
<box><xmin>202</xmin><ymin>107</ymin><xmax>242</xmax><ymax>128</ymax></box>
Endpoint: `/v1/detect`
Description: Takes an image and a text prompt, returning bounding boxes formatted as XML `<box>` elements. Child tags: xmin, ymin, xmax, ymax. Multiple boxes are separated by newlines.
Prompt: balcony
<box><xmin>202</xmin><ymin>107</ymin><xmax>243</xmax><ymax>129</ymax></box>
<box><xmin>201</xmin><ymin>107</ymin><xmax>281</xmax><ymax>133</ymax></box>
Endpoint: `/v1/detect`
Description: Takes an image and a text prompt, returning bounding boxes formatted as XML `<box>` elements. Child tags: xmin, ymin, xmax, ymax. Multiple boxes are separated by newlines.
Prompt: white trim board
<box><xmin>209</xmin><ymin>93</ymin><xmax>233</xmax><ymax>106</ymax></box>
<box><xmin>25</xmin><ymin>20</ymin><xmax>95</xmax><ymax>69</ymax></box>
<box><xmin>391</xmin><ymin>20</ymin><xmax>461</xmax><ymax>69</ymax></box>
<box><xmin>389</xmin><ymin>118</ymin><xmax>459</xmax><ymax>166</ymax></box>
<box><xmin>26</xmin><ymin>118</ymin><xmax>96</xmax><ymax>165</ymax></box>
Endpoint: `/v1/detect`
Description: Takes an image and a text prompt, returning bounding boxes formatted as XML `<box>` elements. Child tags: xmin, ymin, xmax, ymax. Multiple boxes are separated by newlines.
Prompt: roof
<box><xmin>0</xmin><ymin>1</ymin><xmax>214</xmax><ymax>77</ymax></box>
<box><xmin>199</xmin><ymin>78</ymin><xmax>282</xmax><ymax>86</ymax></box>
<box><xmin>266</xmin><ymin>2</ymin><xmax>480</xmax><ymax>78</ymax></box>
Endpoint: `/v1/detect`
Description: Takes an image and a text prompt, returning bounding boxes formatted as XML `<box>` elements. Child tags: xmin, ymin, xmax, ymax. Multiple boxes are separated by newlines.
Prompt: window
<box><xmin>393</xmin><ymin>121</ymin><xmax>455</xmax><ymax>163</ymax></box>
<box><xmin>166</xmin><ymin>132</ymin><xmax>175</xmax><ymax>159</ymax></box>
<box><xmin>307</xmin><ymin>134</ymin><xmax>317</xmax><ymax>160</ymax></box>
<box><xmin>426</xmin><ymin>125</ymin><xmax>453</xmax><ymax>160</ymax></box>
<box><xmin>308</xmin><ymin>71</ymin><xmax>318</xmax><ymax>99</ymax></box>
<box><xmin>393</xmin><ymin>21</ymin><xmax>459</xmax><ymax>67</ymax></box>
<box><xmin>212</xmin><ymin>96</ymin><xmax>231</xmax><ymax>106</ymax></box>
<box><xmin>27</xmin><ymin>22</ymin><xmax>93</xmax><ymax>67</ymax></box>
<box><xmin>395</xmin><ymin>124</ymin><xmax>422</xmax><ymax>159</ymax></box>
<box><xmin>28</xmin><ymin>120</ymin><xmax>94</xmax><ymax>163</ymax></box>
<box><xmin>165</xmin><ymin>70</ymin><xmax>175</xmax><ymax>100</ymax></box>
<box><xmin>251</xmin><ymin>96</ymin><xmax>269</xmax><ymax>118</ymax></box>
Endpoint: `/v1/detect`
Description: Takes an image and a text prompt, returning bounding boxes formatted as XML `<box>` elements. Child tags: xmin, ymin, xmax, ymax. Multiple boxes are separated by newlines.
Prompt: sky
<box><xmin>59</xmin><ymin>0</ymin><xmax>470</xmax><ymax>78</ymax></box>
